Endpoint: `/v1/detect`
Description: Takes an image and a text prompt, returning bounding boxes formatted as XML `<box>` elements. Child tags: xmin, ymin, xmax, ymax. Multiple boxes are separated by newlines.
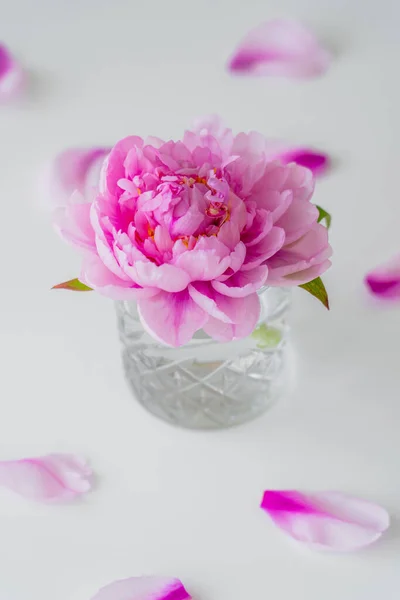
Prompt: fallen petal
<box><xmin>261</xmin><ymin>490</ymin><xmax>389</xmax><ymax>551</ymax></box>
<box><xmin>365</xmin><ymin>255</ymin><xmax>400</xmax><ymax>299</ymax></box>
<box><xmin>0</xmin><ymin>43</ymin><xmax>24</xmax><ymax>102</ymax></box>
<box><xmin>228</xmin><ymin>20</ymin><xmax>330</xmax><ymax>79</ymax></box>
<box><xmin>44</xmin><ymin>147</ymin><xmax>110</xmax><ymax>209</ymax></box>
<box><xmin>0</xmin><ymin>453</ymin><xmax>92</xmax><ymax>502</ymax></box>
<box><xmin>91</xmin><ymin>576</ymin><xmax>191</xmax><ymax>600</ymax></box>
<box><xmin>277</xmin><ymin>148</ymin><xmax>330</xmax><ymax>177</ymax></box>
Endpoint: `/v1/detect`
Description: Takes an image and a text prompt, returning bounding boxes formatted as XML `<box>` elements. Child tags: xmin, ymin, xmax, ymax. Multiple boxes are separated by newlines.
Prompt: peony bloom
<box><xmin>54</xmin><ymin>117</ymin><xmax>332</xmax><ymax>346</ymax></box>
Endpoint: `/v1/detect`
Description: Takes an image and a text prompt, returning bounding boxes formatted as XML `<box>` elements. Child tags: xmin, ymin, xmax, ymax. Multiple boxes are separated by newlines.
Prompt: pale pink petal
<box><xmin>364</xmin><ymin>255</ymin><xmax>400</xmax><ymax>299</ymax></box>
<box><xmin>228</xmin><ymin>20</ymin><xmax>331</xmax><ymax>79</ymax></box>
<box><xmin>81</xmin><ymin>254</ymin><xmax>157</xmax><ymax>300</ymax></box>
<box><xmin>91</xmin><ymin>576</ymin><xmax>191</xmax><ymax>600</ymax></box>
<box><xmin>261</xmin><ymin>490</ymin><xmax>390</xmax><ymax>552</ymax></box>
<box><xmin>278</xmin><ymin>259</ymin><xmax>332</xmax><ymax>286</ymax></box>
<box><xmin>0</xmin><ymin>454</ymin><xmax>92</xmax><ymax>502</ymax></box>
<box><xmin>202</xmin><ymin>292</ymin><xmax>261</xmax><ymax>342</ymax></box>
<box><xmin>0</xmin><ymin>44</ymin><xmax>24</xmax><ymax>103</ymax></box>
<box><xmin>275</xmin><ymin>198</ymin><xmax>319</xmax><ymax>245</ymax></box>
<box><xmin>45</xmin><ymin>148</ymin><xmax>109</xmax><ymax>209</ymax></box>
<box><xmin>212</xmin><ymin>265</ymin><xmax>268</xmax><ymax>297</ymax></box>
<box><xmin>53</xmin><ymin>191</ymin><xmax>96</xmax><ymax>252</ymax></box>
<box><xmin>242</xmin><ymin>226</ymin><xmax>286</xmax><ymax>270</ymax></box>
<box><xmin>267</xmin><ymin>223</ymin><xmax>332</xmax><ymax>284</ymax></box>
<box><xmin>125</xmin><ymin>261</ymin><xmax>191</xmax><ymax>293</ymax></box>
<box><xmin>101</xmin><ymin>136</ymin><xmax>144</xmax><ymax>196</ymax></box>
<box><xmin>137</xmin><ymin>289</ymin><xmax>208</xmax><ymax>347</ymax></box>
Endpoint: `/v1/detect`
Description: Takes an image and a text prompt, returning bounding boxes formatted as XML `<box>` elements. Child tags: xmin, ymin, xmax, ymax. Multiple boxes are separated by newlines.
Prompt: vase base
<box><xmin>122</xmin><ymin>345</ymin><xmax>287</xmax><ymax>430</ymax></box>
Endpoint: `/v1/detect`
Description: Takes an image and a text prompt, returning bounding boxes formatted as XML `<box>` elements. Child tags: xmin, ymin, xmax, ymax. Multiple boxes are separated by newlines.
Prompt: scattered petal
<box><xmin>228</xmin><ymin>20</ymin><xmax>330</xmax><ymax>79</ymax></box>
<box><xmin>52</xmin><ymin>278</ymin><xmax>93</xmax><ymax>291</ymax></box>
<box><xmin>364</xmin><ymin>255</ymin><xmax>400</xmax><ymax>299</ymax></box>
<box><xmin>44</xmin><ymin>147</ymin><xmax>110</xmax><ymax>209</ymax></box>
<box><xmin>0</xmin><ymin>43</ymin><xmax>24</xmax><ymax>102</ymax></box>
<box><xmin>261</xmin><ymin>490</ymin><xmax>389</xmax><ymax>551</ymax></box>
<box><xmin>91</xmin><ymin>576</ymin><xmax>191</xmax><ymax>600</ymax></box>
<box><xmin>0</xmin><ymin>454</ymin><xmax>92</xmax><ymax>502</ymax></box>
<box><xmin>277</xmin><ymin>148</ymin><xmax>330</xmax><ymax>177</ymax></box>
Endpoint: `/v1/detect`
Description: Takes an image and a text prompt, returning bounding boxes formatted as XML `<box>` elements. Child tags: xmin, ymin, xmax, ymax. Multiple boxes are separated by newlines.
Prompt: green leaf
<box><xmin>316</xmin><ymin>205</ymin><xmax>332</xmax><ymax>229</ymax></box>
<box><xmin>299</xmin><ymin>277</ymin><xmax>329</xmax><ymax>309</ymax></box>
<box><xmin>52</xmin><ymin>278</ymin><xmax>93</xmax><ymax>292</ymax></box>
<box><xmin>251</xmin><ymin>323</ymin><xmax>282</xmax><ymax>349</ymax></box>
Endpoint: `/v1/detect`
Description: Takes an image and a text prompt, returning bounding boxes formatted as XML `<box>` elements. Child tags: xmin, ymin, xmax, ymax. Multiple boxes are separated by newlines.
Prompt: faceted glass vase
<box><xmin>116</xmin><ymin>287</ymin><xmax>291</xmax><ymax>430</ymax></box>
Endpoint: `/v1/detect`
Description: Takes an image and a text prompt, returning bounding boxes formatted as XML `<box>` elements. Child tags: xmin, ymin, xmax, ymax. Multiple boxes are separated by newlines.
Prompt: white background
<box><xmin>1</xmin><ymin>0</ymin><xmax>400</xmax><ymax>598</ymax></box>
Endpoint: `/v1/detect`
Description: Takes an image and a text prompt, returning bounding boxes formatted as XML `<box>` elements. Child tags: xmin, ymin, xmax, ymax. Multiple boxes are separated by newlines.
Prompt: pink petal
<box><xmin>364</xmin><ymin>255</ymin><xmax>400</xmax><ymax>299</ymax></box>
<box><xmin>212</xmin><ymin>265</ymin><xmax>269</xmax><ymax>297</ymax></box>
<box><xmin>228</xmin><ymin>20</ymin><xmax>331</xmax><ymax>79</ymax></box>
<box><xmin>267</xmin><ymin>223</ymin><xmax>332</xmax><ymax>284</ymax></box>
<box><xmin>81</xmin><ymin>254</ymin><xmax>157</xmax><ymax>300</ymax></box>
<box><xmin>275</xmin><ymin>198</ymin><xmax>319</xmax><ymax>245</ymax></box>
<box><xmin>53</xmin><ymin>191</ymin><xmax>96</xmax><ymax>252</ymax></box>
<box><xmin>125</xmin><ymin>260</ymin><xmax>191</xmax><ymax>293</ymax></box>
<box><xmin>0</xmin><ymin>44</ymin><xmax>24</xmax><ymax>103</ymax></box>
<box><xmin>0</xmin><ymin>454</ymin><xmax>92</xmax><ymax>502</ymax></box>
<box><xmin>261</xmin><ymin>490</ymin><xmax>390</xmax><ymax>552</ymax></box>
<box><xmin>277</xmin><ymin>148</ymin><xmax>330</xmax><ymax>177</ymax></box>
<box><xmin>101</xmin><ymin>136</ymin><xmax>144</xmax><ymax>196</ymax></box>
<box><xmin>91</xmin><ymin>576</ymin><xmax>191</xmax><ymax>600</ymax></box>
<box><xmin>46</xmin><ymin>147</ymin><xmax>109</xmax><ymax>208</ymax></box>
<box><xmin>242</xmin><ymin>226</ymin><xmax>286</xmax><ymax>270</ymax></box>
<box><xmin>202</xmin><ymin>292</ymin><xmax>261</xmax><ymax>342</ymax></box>
<box><xmin>137</xmin><ymin>289</ymin><xmax>208</xmax><ymax>347</ymax></box>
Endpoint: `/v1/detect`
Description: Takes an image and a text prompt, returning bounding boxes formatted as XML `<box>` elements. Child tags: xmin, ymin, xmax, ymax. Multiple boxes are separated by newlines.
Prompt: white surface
<box><xmin>1</xmin><ymin>0</ymin><xmax>400</xmax><ymax>599</ymax></box>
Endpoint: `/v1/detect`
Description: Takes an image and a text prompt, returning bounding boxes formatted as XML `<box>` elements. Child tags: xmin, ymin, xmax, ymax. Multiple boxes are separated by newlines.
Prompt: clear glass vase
<box><xmin>116</xmin><ymin>287</ymin><xmax>291</xmax><ymax>429</ymax></box>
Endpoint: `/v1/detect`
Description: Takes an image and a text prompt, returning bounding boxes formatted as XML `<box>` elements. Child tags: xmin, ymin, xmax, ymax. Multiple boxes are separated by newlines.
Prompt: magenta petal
<box><xmin>0</xmin><ymin>454</ymin><xmax>92</xmax><ymax>502</ymax></box>
<box><xmin>137</xmin><ymin>290</ymin><xmax>208</xmax><ymax>347</ymax></box>
<box><xmin>278</xmin><ymin>148</ymin><xmax>330</xmax><ymax>177</ymax></box>
<box><xmin>91</xmin><ymin>576</ymin><xmax>191</xmax><ymax>600</ymax></box>
<box><xmin>0</xmin><ymin>44</ymin><xmax>24</xmax><ymax>102</ymax></box>
<box><xmin>261</xmin><ymin>490</ymin><xmax>389</xmax><ymax>552</ymax></box>
<box><xmin>365</xmin><ymin>255</ymin><xmax>400</xmax><ymax>299</ymax></box>
<box><xmin>228</xmin><ymin>20</ymin><xmax>330</xmax><ymax>79</ymax></box>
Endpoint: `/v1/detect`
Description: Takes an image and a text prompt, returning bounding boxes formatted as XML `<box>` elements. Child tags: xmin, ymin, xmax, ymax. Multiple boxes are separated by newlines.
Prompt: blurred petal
<box><xmin>137</xmin><ymin>289</ymin><xmax>208</xmax><ymax>347</ymax></box>
<box><xmin>0</xmin><ymin>454</ymin><xmax>92</xmax><ymax>502</ymax></box>
<box><xmin>0</xmin><ymin>43</ymin><xmax>24</xmax><ymax>102</ymax></box>
<box><xmin>228</xmin><ymin>20</ymin><xmax>330</xmax><ymax>79</ymax></box>
<box><xmin>91</xmin><ymin>576</ymin><xmax>191</xmax><ymax>600</ymax></box>
<box><xmin>365</xmin><ymin>255</ymin><xmax>400</xmax><ymax>299</ymax></box>
<box><xmin>277</xmin><ymin>148</ymin><xmax>330</xmax><ymax>177</ymax></box>
<box><xmin>264</xmin><ymin>142</ymin><xmax>330</xmax><ymax>177</ymax></box>
<box><xmin>53</xmin><ymin>191</ymin><xmax>96</xmax><ymax>251</ymax></box>
<box><xmin>45</xmin><ymin>148</ymin><xmax>109</xmax><ymax>209</ymax></box>
<box><xmin>261</xmin><ymin>490</ymin><xmax>389</xmax><ymax>551</ymax></box>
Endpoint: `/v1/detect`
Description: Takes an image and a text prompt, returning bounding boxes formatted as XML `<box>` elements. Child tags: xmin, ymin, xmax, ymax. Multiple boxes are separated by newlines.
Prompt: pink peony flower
<box><xmin>54</xmin><ymin>117</ymin><xmax>332</xmax><ymax>346</ymax></box>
